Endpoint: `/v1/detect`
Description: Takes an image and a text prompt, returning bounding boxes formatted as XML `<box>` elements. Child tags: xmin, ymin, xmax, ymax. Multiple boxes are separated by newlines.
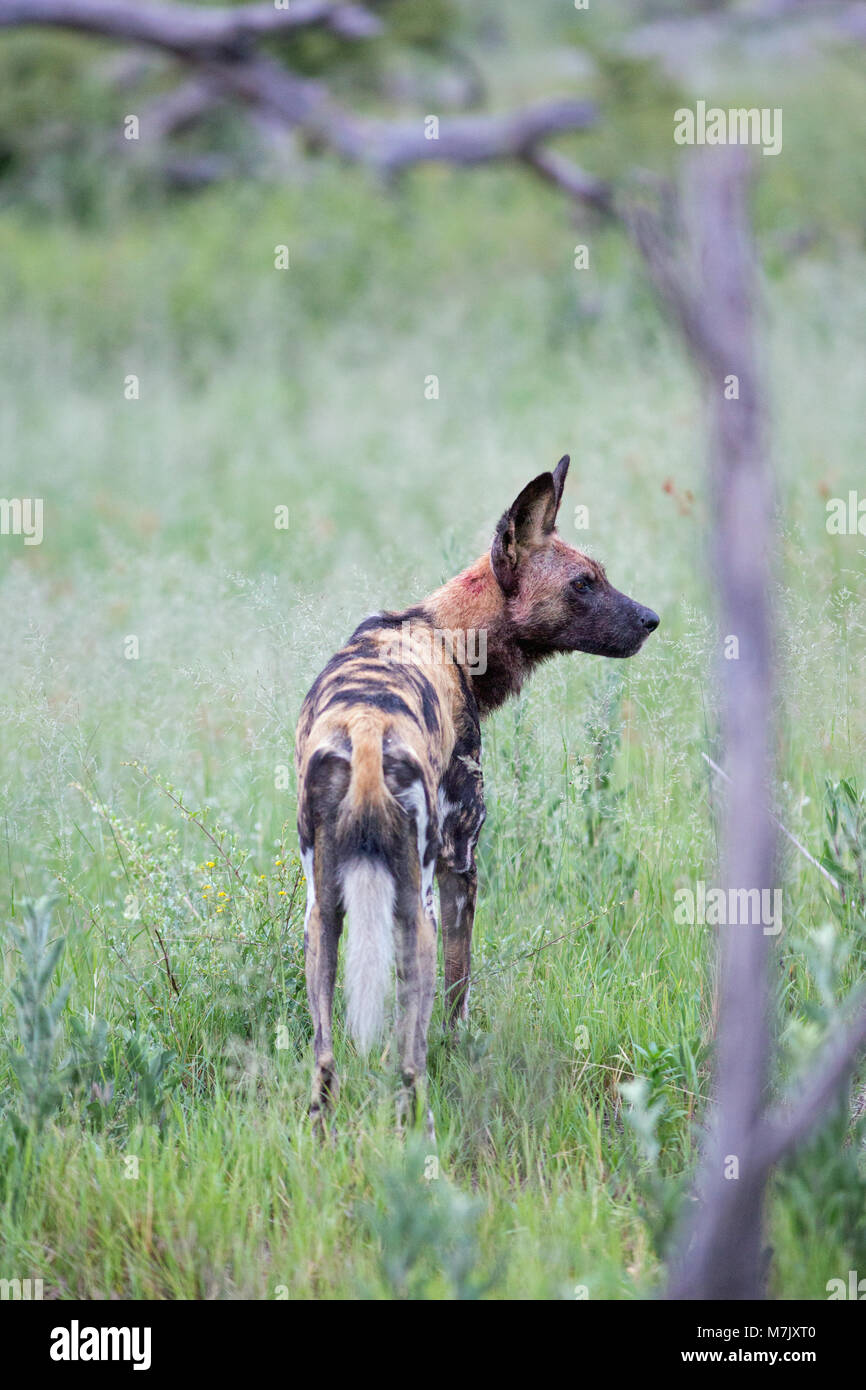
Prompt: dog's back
<box><xmin>295</xmin><ymin>608</ymin><xmax>466</xmax><ymax>1125</ymax></box>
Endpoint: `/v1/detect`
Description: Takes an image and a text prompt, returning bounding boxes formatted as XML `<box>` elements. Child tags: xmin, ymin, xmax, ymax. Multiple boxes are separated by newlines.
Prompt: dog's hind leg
<box><xmin>391</xmin><ymin>864</ymin><xmax>438</xmax><ymax>1138</ymax></box>
<box><xmin>385</xmin><ymin>750</ymin><xmax>438</xmax><ymax>1135</ymax></box>
<box><xmin>306</xmin><ymin>902</ymin><xmax>343</xmax><ymax>1135</ymax></box>
<box><xmin>301</xmin><ymin>747</ymin><xmax>351</xmax><ymax>1135</ymax></box>
<box><xmin>302</xmin><ymin>833</ymin><xmax>344</xmax><ymax>1136</ymax></box>
<box><xmin>393</xmin><ymin>884</ymin><xmax>436</xmax><ymax>1137</ymax></box>
<box><xmin>393</xmin><ymin>888</ymin><xmax>421</xmax><ymax>1134</ymax></box>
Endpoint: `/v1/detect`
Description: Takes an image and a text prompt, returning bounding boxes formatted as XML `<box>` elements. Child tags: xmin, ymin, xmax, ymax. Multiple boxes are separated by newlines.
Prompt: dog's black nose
<box><xmin>641</xmin><ymin>607</ymin><xmax>660</xmax><ymax>632</ymax></box>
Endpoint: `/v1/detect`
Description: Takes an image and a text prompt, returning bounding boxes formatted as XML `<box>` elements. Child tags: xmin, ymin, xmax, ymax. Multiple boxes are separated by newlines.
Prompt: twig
<box><xmin>523</xmin><ymin>145</ymin><xmax>615</xmax><ymax>216</ymax></box>
<box><xmin>69</xmin><ymin>780</ymin><xmax>181</xmax><ymax>999</ymax></box>
<box><xmin>125</xmin><ymin>761</ymin><xmax>252</xmax><ymax>900</ymax></box>
<box><xmin>701</xmin><ymin>751</ymin><xmax>842</xmax><ymax>893</ymax></box>
<box><xmin>467</xmin><ymin>906</ymin><xmax>610</xmax><ymax>990</ymax></box>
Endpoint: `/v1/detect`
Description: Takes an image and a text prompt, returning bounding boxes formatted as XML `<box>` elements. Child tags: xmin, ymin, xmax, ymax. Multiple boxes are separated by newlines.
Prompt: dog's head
<box><xmin>490</xmin><ymin>456</ymin><xmax>659</xmax><ymax>658</ymax></box>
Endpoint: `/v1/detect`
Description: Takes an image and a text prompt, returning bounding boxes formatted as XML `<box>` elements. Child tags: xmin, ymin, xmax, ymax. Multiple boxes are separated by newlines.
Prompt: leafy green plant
<box><xmin>773</xmin><ymin>919</ymin><xmax>866</xmax><ymax>1279</ymax></box>
<box><xmin>362</xmin><ymin>1144</ymin><xmax>500</xmax><ymax>1300</ymax></box>
<box><xmin>123</xmin><ymin>1029</ymin><xmax>178</xmax><ymax>1123</ymax></box>
<box><xmin>2</xmin><ymin>896</ymin><xmax>114</xmax><ymax>1147</ymax></box>
<box><xmin>620</xmin><ymin>1022</ymin><xmax>708</xmax><ymax>1260</ymax></box>
<box><xmin>620</xmin><ymin>1075</ymin><xmax>666</xmax><ymax>1167</ymax></box>
<box><xmin>67</xmin><ymin>1012</ymin><xmax>112</xmax><ymax>1128</ymax></box>
<box><xmin>821</xmin><ymin>777</ymin><xmax>866</xmax><ymax>923</ymax></box>
<box><xmin>66</xmin><ymin>767</ymin><xmax>308</xmax><ymax>1061</ymax></box>
<box><xmin>4</xmin><ymin>894</ymin><xmax>70</xmax><ymax>1140</ymax></box>
<box><xmin>620</xmin><ymin>1072</ymin><xmax>691</xmax><ymax>1260</ymax></box>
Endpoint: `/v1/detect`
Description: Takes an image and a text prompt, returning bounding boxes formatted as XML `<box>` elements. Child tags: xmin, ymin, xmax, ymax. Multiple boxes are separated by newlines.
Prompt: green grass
<box><xmin>1</xmin><ymin>10</ymin><xmax>866</xmax><ymax>1299</ymax></box>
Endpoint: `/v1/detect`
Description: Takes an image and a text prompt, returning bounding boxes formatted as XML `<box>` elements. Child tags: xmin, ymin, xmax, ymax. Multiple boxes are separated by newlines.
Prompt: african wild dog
<box><xmin>295</xmin><ymin>456</ymin><xmax>658</xmax><ymax>1132</ymax></box>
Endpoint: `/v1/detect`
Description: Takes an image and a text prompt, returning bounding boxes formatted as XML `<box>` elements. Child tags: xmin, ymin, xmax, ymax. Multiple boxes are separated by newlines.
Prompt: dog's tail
<box><xmin>340</xmin><ymin>858</ymin><xmax>395</xmax><ymax>1052</ymax></box>
<box><xmin>337</xmin><ymin>722</ymin><xmax>401</xmax><ymax>1053</ymax></box>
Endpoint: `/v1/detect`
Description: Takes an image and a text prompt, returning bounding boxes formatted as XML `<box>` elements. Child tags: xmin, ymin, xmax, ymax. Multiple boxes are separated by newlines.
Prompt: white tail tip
<box><xmin>341</xmin><ymin>859</ymin><xmax>395</xmax><ymax>1053</ymax></box>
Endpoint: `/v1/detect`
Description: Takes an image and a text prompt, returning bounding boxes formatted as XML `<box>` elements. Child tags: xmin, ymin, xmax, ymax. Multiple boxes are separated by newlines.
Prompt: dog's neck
<box><xmin>423</xmin><ymin>554</ymin><xmax>546</xmax><ymax>716</ymax></box>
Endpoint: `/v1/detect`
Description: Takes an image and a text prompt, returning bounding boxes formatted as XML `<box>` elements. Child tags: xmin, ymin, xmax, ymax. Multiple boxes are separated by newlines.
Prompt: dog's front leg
<box><xmin>437</xmin><ymin>858</ymin><xmax>477</xmax><ymax>1028</ymax></box>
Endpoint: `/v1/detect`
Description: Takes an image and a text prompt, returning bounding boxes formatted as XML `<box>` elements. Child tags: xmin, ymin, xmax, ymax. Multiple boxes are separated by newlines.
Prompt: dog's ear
<box><xmin>552</xmin><ymin>454</ymin><xmax>570</xmax><ymax>512</ymax></box>
<box><xmin>491</xmin><ymin>456</ymin><xmax>570</xmax><ymax>594</ymax></box>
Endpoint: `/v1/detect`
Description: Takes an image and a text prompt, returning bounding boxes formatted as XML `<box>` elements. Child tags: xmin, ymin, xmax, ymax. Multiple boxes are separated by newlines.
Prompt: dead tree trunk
<box><xmin>630</xmin><ymin>149</ymin><xmax>777</xmax><ymax>1299</ymax></box>
<box><xmin>628</xmin><ymin>148</ymin><xmax>866</xmax><ymax>1300</ymax></box>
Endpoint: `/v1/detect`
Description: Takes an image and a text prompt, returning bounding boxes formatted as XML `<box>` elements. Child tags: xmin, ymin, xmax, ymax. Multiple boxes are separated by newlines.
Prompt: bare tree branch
<box><xmin>135</xmin><ymin>76</ymin><xmax>226</xmax><ymax>144</ymax></box>
<box><xmin>161</xmin><ymin>151</ymin><xmax>237</xmax><ymax>188</ymax></box>
<box><xmin>625</xmin><ymin>0</ymin><xmax>866</xmax><ymax>81</ymax></box>
<box><xmin>0</xmin><ymin>0</ymin><xmax>384</xmax><ymax>52</ymax></box>
<box><xmin>523</xmin><ymin>145</ymin><xmax>614</xmax><ymax>216</ymax></box>
<box><xmin>370</xmin><ymin>99</ymin><xmax>598</xmax><ymax>175</ymax></box>
<box><xmin>0</xmin><ymin>1</ymin><xmax>600</xmax><ymax>186</ymax></box>
<box><xmin>180</xmin><ymin>52</ymin><xmax>599</xmax><ymax>171</ymax></box>
<box><xmin>757</xmin><ymin>991</ymin><xmax>866</xmax><ymax>1169</ymax></box>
